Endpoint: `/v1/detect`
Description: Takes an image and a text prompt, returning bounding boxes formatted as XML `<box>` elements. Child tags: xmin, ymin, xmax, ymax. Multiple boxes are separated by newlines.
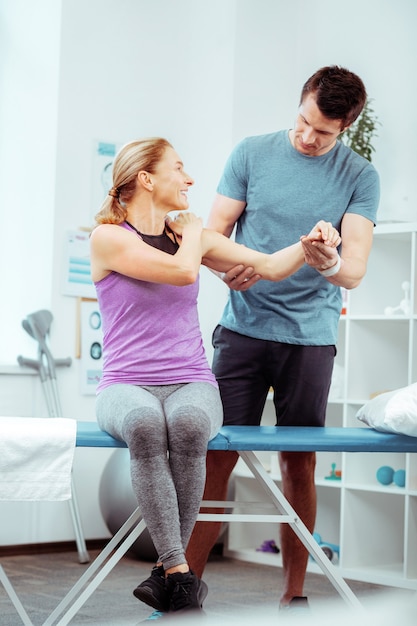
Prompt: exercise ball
<box><xmin>376</xmin><ymin>465</ymin><xmax>394</xmax><ymax>486</ymax></box>
<box><xmin>99</xmin><ymin>448</ymin><xmax>158</xmax><ymax>561</ymax></box>
<box><xmin>393</xmin><ymin>469</ymin><xmax>406</xmax><ymax>488</ymax></box>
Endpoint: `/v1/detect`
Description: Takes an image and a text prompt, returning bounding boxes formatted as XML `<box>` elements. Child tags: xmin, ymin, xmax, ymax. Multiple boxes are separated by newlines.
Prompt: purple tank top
<box><xmin>94</xmin><ymin>225</ymin><xmax>217</xmax><ymax>392</ymax></box>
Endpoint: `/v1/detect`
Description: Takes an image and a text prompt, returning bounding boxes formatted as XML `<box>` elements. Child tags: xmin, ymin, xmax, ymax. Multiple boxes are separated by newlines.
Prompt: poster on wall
<box><xmin>91</xmin><ymin>140</ymin><xmax>121</xmax><ymax>221</ymax></box>
<box><xmin>79</xmin><ymin>298</ymin><xmax>102</xmax><ymax>395</ymax></box>
<box><xmin>62</xmin><ymin>230</ymin><xmax>96</xmax><ymax>299</ymax></box>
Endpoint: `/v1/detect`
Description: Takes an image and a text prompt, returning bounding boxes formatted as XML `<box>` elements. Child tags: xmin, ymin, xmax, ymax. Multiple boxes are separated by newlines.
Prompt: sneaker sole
<box><xmin>133</xmin><ymin>586</ymin><xmax>169</xmax><ymax>613</ymax></box>
<box><xmin>197</xmin><ymin>579</ymin><xmax>208</xmax><ymax>607</ymax></box>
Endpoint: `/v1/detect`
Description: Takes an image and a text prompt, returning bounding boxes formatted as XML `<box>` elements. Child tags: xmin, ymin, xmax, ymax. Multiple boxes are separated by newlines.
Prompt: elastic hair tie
<box><xmin>108</xmin><ymin>187</ymin><xmax>119</xmax><ymax>198</ymax></box>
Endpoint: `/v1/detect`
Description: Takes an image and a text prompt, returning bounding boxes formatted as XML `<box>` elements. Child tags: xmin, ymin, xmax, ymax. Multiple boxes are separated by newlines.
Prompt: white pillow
<box><xmin>356</xmin><ymin>383</ymin><xmax>417</xmax><ymax>437</ymax></box>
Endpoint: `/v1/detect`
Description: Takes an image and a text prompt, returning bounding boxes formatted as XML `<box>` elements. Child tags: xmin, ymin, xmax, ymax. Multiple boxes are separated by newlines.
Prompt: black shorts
<box><xmin>212</xmin><ymin>325</ymin><xmax>336</xmax><ymax>428</ymax></box>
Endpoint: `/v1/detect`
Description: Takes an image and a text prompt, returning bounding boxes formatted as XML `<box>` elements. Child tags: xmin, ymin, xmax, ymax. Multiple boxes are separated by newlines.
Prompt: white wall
<box><xmin>231</xmin><ymin>0</ymin><xmax>417</xmax><ymax>223</ymax></box>
<box><xmin>2</xmin><ymin>0</ymin><xmax>416</xmax><ymax>367</ymax></box>
<box><xmin>0</xmin><ymin>0</ymin><xmax>61</xmax><ymax>364</ymax></box>
<box><xmin>0</xmin><ymin>0</ymin><xmax>416</xmax><ymax>545</ymax></box>
<box><xmin>0</xmin><ymin>0</ymin><xmax>237</xmax><ymax>545</ymax></box>
<box><xmin>50</xmin><ymin>0</ymin><xmax>237</xmax><ymax>419</ymax></box>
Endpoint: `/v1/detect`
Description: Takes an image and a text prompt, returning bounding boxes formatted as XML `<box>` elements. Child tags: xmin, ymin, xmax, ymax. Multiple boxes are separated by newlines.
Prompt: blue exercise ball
<box><xmin>99</xmin><ymin>448</ymin><xmax>158</xmax><ymax>561</ymax></box>
<box><xmin>376</xmin><ymin>465</ymin><xmax>394</xmax><ymax>485</ymax></box>
<box><xmin>393</xmin><ymin>469</ymin><xmax>406</xmax><ymax>488</ymax></box>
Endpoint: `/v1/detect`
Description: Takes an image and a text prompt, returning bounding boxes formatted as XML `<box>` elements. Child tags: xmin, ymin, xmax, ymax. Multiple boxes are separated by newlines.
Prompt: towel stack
<box><xmin>0</xmin><ymin>417</ymin><xmax>76</xmax><ymax>501</ymax></box>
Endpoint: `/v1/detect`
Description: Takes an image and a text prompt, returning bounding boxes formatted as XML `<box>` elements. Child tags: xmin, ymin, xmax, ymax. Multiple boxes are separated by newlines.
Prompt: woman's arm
<box><xmin>201</xmin><ymin>230</ymin><xmax>304</xmax><ymax>281</ymax></box>
<box><xmin>169</xmin><ymin>214</ymin><xmax>341</xmax><ymax>283</ymax></box>
<box><xmin>90</xmin><ymin>217</ymin><xmax>203</xmax><ymax>286</ymax></box>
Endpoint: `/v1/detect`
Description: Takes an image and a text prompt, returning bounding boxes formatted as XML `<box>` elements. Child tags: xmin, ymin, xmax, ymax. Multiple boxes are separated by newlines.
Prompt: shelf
<box><xmin>374</xmin><ymin>221</ymin><xmax>417</xmax><ymax>235</ymax></box>
<box><xmin>226</xmin><ymin>224</ymin><xmax>417</xmax><ymax>590</ymax></box>
<box><xmin>405</xmin><ymin>496</ymin><xmax>417</xmax><ymax>577</ymax></box>
<box><xmin>341</xmin><ymin>491</ymin><xmax>405</xmax><ymax>570</ymax></box>
<box><xmin>0</xmin><ymin>364</ymin><xmax>37</xmax><ymax>375</ymax></box>
<box><xmin>339</xmin><ymin>565</ymin><xmax>417</xmax><ymax>589</ymax></box>
<box><xmin>315</xmin><ymin>479</ymin><xmax>342</xmax><ymax>488</ymax></box>
<box><xmin>224</xmin><ymin>547</ymin><xmax>282</xmax><ymax>567</ymax></box>
<box><xmin>224</xmin><ymin>548</ymin><xmax>417</xmax><ymax>589</ymax></box>
<box><xmin>348</xmin><ymin>228</ymin><xmax>415</xmax><ymax>317</ymax></box>
<box><xmin>224</xmin><ymin>547</ymin><xmax>339</xmax><ymax>574</ymax></box>
<box><xmin>347</xmin><ymin>319</ymin><xmax>410</xmax><ymax>398</ymax></box>
<box><xmin>344</xmin><ymin>483</ymin><xmax>407</xmax><ymax>494</ymax></box>
<box><xmin>344</xmin><ymin>451</ymin><xmax>407</xmax><ymax>486</ymax></box>
<box><xmin>316</xmin><ymin>451</ymin><xmax>343</xmax><ymax>482</ymax></box>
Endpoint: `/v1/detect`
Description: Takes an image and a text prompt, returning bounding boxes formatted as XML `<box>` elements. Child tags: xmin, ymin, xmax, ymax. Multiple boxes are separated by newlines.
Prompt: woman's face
<box><xmin>151</xmin><ymin>147</ymin><xmax>194</xmax><ymax>211</ymax></box>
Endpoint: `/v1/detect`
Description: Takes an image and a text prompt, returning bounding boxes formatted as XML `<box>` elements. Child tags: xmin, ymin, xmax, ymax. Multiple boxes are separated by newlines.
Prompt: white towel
<box><xmin>0</xmin><ymin>417</ymin><xmax>76</xmax><ymax>501</ymax></box>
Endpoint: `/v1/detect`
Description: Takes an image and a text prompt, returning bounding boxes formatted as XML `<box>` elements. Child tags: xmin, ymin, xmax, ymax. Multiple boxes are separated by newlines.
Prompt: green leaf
<box><xmin>338</xmin><ymin>98</ymin><xmax>381</xmax><ymax>162</ymax></box>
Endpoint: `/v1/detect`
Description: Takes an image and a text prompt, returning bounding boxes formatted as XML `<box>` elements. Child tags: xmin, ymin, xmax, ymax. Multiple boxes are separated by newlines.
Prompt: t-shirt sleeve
<box><xmin>345</xmin><ymin>162</ymin><xmax>380</xmax><ymax>226</ymax></box>
<box><xmin>216</xmin><ymin>138</ymin><xmax>249</xmax><ymax>202</ymax></box>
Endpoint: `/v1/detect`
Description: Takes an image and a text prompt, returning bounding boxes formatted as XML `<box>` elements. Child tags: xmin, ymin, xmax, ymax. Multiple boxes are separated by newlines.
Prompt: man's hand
<box><xmin>301</xmin><ymin>238</ymin><xmax>340</xmax><ymax>271</ymax></box>
<box><xmin>301</xmin><ymin>221</ymin><xmax>341</xmax><ymax>272</ymax></box>
<box><xmin>222</xmin><ymin>264</ymin><xmax>261</xmax><ymax>291</ymax></box>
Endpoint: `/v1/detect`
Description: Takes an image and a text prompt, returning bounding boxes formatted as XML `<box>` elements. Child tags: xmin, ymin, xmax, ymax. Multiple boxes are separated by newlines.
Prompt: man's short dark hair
<box><xmin>300</xmin><ymin>65</ymin><xmax>367</xmax><ymax>128</ymax></box>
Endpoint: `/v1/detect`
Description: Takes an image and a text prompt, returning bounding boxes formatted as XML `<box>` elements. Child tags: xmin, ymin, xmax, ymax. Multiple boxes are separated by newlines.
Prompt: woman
<box><xmin>90</xmin><ymin>137</ymin><xmax>340</xmax><ymax>616</ymax></box>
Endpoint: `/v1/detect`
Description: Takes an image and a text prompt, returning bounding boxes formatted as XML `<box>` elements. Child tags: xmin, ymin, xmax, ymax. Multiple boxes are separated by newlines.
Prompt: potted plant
<box><xmin>339</xmin><ymin>98</ymin><xmax>380</xmax><ymax>162</ymax></box>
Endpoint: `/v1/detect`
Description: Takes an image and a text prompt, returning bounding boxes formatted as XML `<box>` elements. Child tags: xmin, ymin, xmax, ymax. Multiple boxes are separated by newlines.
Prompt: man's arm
<box><xmin>207</xmin><ymin>193</ymin><xmax>245</xmax><ymax>235</ymax></box>
<box><xmin>302</xmin><ymin>213</ymin><xmax>374</xmax><ymax>289</ymax></box>
<box><xmin>207</xmin><ymin>193</ymin><xmax>261</xmax><ymax>290</ymax></box>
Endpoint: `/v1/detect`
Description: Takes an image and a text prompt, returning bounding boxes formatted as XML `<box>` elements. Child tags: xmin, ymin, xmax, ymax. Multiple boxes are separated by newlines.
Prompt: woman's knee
<box><xmin>167</xmin><ymin>407</ymin><xmax>211</xmax><ymax>454</ymax></box>
<box><xmin>123</xmin><ymin>408</ymin><xmax>167</xmax><ymax>456</ymax></box>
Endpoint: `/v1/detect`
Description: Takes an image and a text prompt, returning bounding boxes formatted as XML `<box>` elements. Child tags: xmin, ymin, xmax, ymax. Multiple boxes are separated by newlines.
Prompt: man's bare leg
<box><xmin>186</xmin><ymin>449</ymin><xmax>239</xmax><ymax>578</ymax></box>
<box><xmin>278</xmin><ymin>451</ymin><xmax>317</xmax><ymax>606</ymax></box>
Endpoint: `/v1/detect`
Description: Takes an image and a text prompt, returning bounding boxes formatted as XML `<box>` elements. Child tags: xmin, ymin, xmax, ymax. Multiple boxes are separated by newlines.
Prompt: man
<box><xmin>186</xmin><ymin>65</ymin><xmax>380</xmax><ymax>611</ymax></box>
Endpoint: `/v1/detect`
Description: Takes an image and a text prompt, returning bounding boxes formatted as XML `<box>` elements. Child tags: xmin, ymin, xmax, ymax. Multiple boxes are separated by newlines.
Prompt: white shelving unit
<box><xmin>225</xmin><ymin>221</ymin><xmax>417</xmax><ymax>589</ymax></box>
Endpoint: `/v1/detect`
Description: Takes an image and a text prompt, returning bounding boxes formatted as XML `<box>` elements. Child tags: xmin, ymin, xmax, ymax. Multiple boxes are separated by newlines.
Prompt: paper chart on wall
<box><xmin>91</xmin><ymin>140</ymin><xmax>121</xmax><ymax>222</ymax></box>
<box><xmin>62</xmin><ymin>230</ymin><xmax>96</xmax><ymax>299</ymax></box>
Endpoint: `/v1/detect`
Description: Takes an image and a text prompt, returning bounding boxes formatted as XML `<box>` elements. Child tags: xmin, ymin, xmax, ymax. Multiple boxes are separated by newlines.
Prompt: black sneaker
<box><xmin>166</xmin><ymin>570</ymin><xmax>208</xmax><ymax>612</ymax></box>
<box><xmin>133</xmin><ymin>565</ymin><xmax>170</xmax><ymax>612</ymax></box>
<box><xmin>279</xmin><ymin>596</ymin><xmax>310</xmax><ymax>615</ymax></box>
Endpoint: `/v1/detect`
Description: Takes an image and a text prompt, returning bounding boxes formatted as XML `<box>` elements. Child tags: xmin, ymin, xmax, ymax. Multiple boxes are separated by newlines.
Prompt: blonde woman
<box><xmin>90</xmin><ymin>137</ymin><xmax>340</xmax><ymax>617</ymax></box>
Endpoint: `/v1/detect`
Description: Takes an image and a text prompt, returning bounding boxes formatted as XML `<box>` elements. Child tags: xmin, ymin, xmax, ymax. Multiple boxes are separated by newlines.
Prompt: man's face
<box><xmin>291</xmin><ymin>93</ymin><xmax>346</xmax><ymax>157</ymax></box>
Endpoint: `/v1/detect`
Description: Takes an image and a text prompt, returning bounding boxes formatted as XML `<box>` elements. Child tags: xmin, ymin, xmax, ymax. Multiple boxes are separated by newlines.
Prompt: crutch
<box><xmin>17</xmin><ymin>310</ymin><xmax>90</xmax><ymax>564</ymax></box>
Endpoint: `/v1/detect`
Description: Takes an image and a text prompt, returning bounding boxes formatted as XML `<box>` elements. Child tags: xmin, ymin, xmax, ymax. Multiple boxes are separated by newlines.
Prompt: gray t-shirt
<box><xmin>217</xmin><ymin>130</ymin><xmax>380</xmax><ymax>346</ymax></box>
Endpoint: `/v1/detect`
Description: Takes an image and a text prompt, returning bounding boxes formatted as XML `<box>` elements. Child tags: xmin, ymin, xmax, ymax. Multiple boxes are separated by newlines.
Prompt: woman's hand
<box><xmin>303</xmin><ymin>220</ymin><xmax>341</xmax><ymax>247</ymax></box>
<box><xmin>166</xmin><ymin>212</ymin><xmax>203</xmax><ymax>238</ymax></box>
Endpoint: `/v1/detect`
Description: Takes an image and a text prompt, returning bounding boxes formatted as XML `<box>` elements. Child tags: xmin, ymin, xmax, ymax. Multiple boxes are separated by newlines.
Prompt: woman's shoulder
<box><xmin>90</xmin><ymin>222</ymin><xmax>129</xmax><ymax>246</ymax></box>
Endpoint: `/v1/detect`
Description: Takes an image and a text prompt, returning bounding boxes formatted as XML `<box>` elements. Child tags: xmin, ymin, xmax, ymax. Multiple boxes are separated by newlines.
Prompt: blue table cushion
<box><xmin>220</xmin><ymin>425</ymin><xmax>417</xmax><ymax>452</ymax></box>
<box><xmin>76</xmin><ymin>422</ymin><xmax>417</xmax><ymax>453</ymax></box>
<box><xmin>76</xmin><ymin>420</ymin><xmax>229</xmax><ymax>450</ymax></box>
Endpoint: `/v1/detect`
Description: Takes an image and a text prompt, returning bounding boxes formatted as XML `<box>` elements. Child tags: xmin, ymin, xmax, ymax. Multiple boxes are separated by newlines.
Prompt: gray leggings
<box><xmin>96</xmin><ymin>382</ymin><xmax>223</xmax><ymax>570</ymax></box>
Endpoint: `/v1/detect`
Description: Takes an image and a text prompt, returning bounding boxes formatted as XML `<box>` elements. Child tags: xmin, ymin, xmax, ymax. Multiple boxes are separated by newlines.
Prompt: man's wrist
<box><xmin>318</xmin><ymin>254</ymin><xmax>341</xmax><ymax>277</ymax></box>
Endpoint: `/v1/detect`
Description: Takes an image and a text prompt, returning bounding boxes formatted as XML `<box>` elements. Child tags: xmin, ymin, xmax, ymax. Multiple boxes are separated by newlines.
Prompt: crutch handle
<box><xmin>17</xmin><ymin>355</ymin><xmax>40</xmax><ymax>371</ymax></box>
<box><xmin>54</xmin><ymin>357</ymin><xmax>72</xmax><ymax>368</ymax></box>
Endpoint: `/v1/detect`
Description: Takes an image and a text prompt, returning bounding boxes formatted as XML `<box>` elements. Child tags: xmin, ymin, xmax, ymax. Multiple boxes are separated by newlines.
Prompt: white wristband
<box><xmin>318</xmin><ymin>254</ymin><xmax>341</xmax><ymax>277</ymax></box>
